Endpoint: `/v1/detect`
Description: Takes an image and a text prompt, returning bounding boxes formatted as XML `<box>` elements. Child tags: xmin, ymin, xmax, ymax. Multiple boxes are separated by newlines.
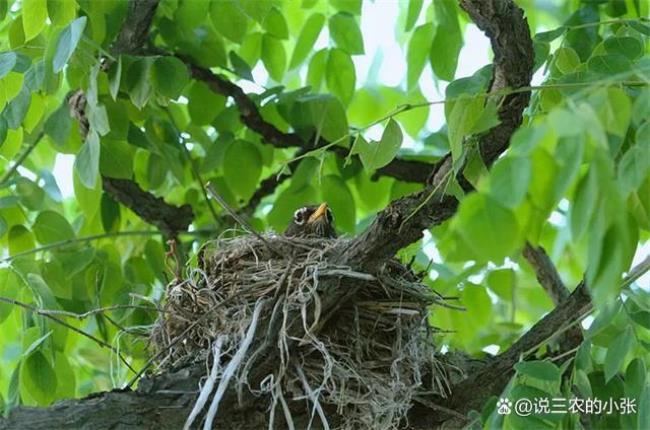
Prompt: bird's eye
<box><xmin>293</xmin><ymin>208</ymin><xmax>307</xmax><ymax>225</ymax></box>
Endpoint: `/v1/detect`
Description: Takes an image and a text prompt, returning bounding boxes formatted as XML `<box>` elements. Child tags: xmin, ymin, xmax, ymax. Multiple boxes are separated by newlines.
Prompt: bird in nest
<box><xmin>284</xmin><ymin>203</ymin><xmax>337</xmax><ymax>239</ymax></box>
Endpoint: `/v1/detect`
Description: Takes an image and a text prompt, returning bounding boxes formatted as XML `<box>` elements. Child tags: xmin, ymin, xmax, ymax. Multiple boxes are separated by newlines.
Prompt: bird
<box><xmin>284</xmin><ymin>203</ymin><xmax>337</xmax><ymax>238</ymax></box>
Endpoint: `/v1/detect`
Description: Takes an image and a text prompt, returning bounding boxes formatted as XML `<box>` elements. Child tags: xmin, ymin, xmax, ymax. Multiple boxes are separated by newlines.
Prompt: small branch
<box><xmin>0</xmin><ymin>229</ymin><xmax>216</xmax><ymax>263</ymax></box>
<box><xmin>0</xmin><ymin>132</ymin><xmax>45</xmax><ymax>186</ymax></box>
<box><xmin>0</xmin><ymin>296</ymin><xmax>136</xmax><ymax>375</ymax></box>
<box><xmin>179</xmin><ymin>56</ymin><xmax>435</xmax><ymax>184</ymax></box>
<box><xmin>522</xmin><ymin>243</ymin><xmax>568</xmax><ymax>305</ymax></box>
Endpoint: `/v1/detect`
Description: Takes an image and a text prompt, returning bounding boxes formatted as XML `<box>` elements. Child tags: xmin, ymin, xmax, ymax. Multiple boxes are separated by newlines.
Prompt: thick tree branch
<box><xmin>112</xmin><ymin>0</ymin><xmax>160</xmax><ymax>55</ymax></box>
<box><xmin>102</xmin><ymin>177</ymin><xmax>193</xmax><ymax>237</ymax></box>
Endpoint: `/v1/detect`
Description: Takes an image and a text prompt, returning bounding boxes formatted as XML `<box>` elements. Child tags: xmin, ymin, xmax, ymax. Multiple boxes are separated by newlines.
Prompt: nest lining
<box><xmin>151</xmin><ymin>234</ymin><xmax>453</xmax><ymax>429</ymax></box>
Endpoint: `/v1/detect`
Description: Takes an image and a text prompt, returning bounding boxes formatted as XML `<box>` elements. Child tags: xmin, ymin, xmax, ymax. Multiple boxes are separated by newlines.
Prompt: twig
<box><xmin>27</xmin><ymin>303</ymin><xmax>163</xmax><ymax>319</ymax></box>
<box><xmin>124</xmin><ymin>293</ymin><xmax>240</xmax><ymax>388</ymax></box>
<box><xmin>522</xmin><ymin>243</ymin><xmax>568</xmax><ymax>305</ymax></box>
<box><xmin>0</xmin><ymin>131</ymin><xmax>45</xmax><ymax>186</ymax></box>
<box><xmin>205</xmin><ymin>183</ymin><xmax>282</xmax><ymax>257</ymax></box>
<box><xmin>164</xmin><ymin>107</ymin><xmax>221</xmax><ymax>226</ymax></box>
<box><xmin>0</xmin><ymin>229</ymin><xmax>216</xmax><ymax>263</ymax></box>
<box><xmin>0</xmin><ymin>296</ymin><xmax>137</xmax><ymax>375</ymax></box>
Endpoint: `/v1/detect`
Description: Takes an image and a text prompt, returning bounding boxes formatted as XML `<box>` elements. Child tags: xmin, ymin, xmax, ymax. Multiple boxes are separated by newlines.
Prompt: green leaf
<box><xmin>534</xmin><ymin>26</ymin><xmax>566</xmax><ymax>43</ymax></box>
<box><xmin>407</xmin><ymin>23</ymin><xmax>435</xmax><ymax>90</ymax></box>
<box><xmin>488</xmin><ymin>156</ymin><xmax>531</xmax><ymax>208</ymax></box>
<box><xmin>553</xmin><ymin>46</ymin><xmax>581</xmax><ymax>74</ymax></box>
<box><xmin>618</xmin><ymin>136</ymin><xmax>650</xmax><ymax>196</ymax></box>
<box><xmin>453</xmin><ymin>194</ymin><xmax>521</xmax><ymax>263</ymax></box>
<box><xmin>15</xmin><ymin>177</ymin><xmax>44</xmax><ymax>210</ymax></box>
<box><xmin>100</xmin><ymin>193</ymin><xmax>120</xmax><ymax>233</ymax></box>
<box><xmin>0</xmin><ymin>214</ymin><xmax>6</xmax><ymax>238</ymax></box>
<box><xmin>21</xmin><ymin>351</ymin><xmax>57</xmax><ymax>405</ymax></box>
<box><xmin>187</xmin><ymin>81</ymin><xmax>226</xmax><ymax>125</ymax></box>
<box><xmin>33</xmin><ymin>211</ymin><xmax>75</xmax><ymax>244</ymax></box>
<box><xmin>5</xmin><ymin>86</ymin><xmax>31</xmax><ymax>129</ymax></box>
<box><xmin>486</xmin><ymin>268</ymin><xmax>515</xmax><ymax>300</ymax></box>
<box><xmin>289</xmin><ymin>13</ymin><xmax>325</xmax><ymax>70</ymax></box>
<box><xmin>108</xmin><ymin>56</ymin><xmax>122</xmax><ymax>100</ymax></box>
<box><xmin>429</xmin><ymin>0</ymin><xmax>462</xmax><ymax>81</ymax></box>
<box><xmin>447</xmin><ymin>97</ymin><xmax>483</xmax><ymax>167</ymax></box>
<box><xmin>588</xmin><ymin>87</ymin><xmax>631</xmax><ymax>138</ymax></box>
<box><xmin>144</xmin><ymin>239</ymin><xmax>166</xmax><ymax>282</ymax></box>
<box><xmin>305</xmin><ymin>94</ymin><xmax>349</xmax><ymax>145</ymax></box>
<box><xmin>307</xmin><ymin>48</ymin><xmax>328</xmax><ymax>91</ymax></box>
<box><xmin>229</xmin><ymin>51</ymin><xmax>253</xmax><ymax>80</ymax></box>
<box><xmin>357</xmin><ymin>119</ymin><xmax>403</xmax><ymax>171</ymax></box>
<box><xmin>44</xmin><ymin>104</ymin><xmax>72</xmax><ymax>147</ymax></box>
<box><xmin>8</xmin><ymin>225</ymin><xmax>35</xmax><ymax>256</ymax></box>
<box><xmin>21</xmin><ymin>331</ymin><xmax>52</xmax><ymax>358</ymax></box>
<box><xmin>47</xmin><ymin>0</ymin><xmax>76</xmax><ymax>26</ymax></box>
<box><xmin>223</xmin><ymin>140</ymin><xmax>262</xmax><ymax>201</ymax></box>
<box><xmin>0</xmin><ymin>52</ymin><xmax>17</xmax><ymax>78</ymax></box>
<box><xmin>630</xmin><ymin>310</ymin><xmax>650</xmax><ymax>330</ymax></box>
<box><xmin>570</xmin><ymin>168</ymin><xmax>599</xmax><ymax>240</ymax></box>
<box><xmin>587</xmin><ymin>53</ymin><xmax>631</xmax><ymax>75</ymax></box>
<box><xmin>74</xmin><ymin>130</ymin><xmax>101</xmax><ymax>188</ymax></box>
<box><xmin>261</xmin><ymin>34</ymin><xmax>286</xmax><ymax>81</ymax></box>
<box><xmin>100</xmin><ymin>139</ymin><xmax>135</xmax><ymax>179</ymax></box>
<box><xmin>0</xmin><ymin>268</ymin><xmax>20</xmax><ymax>323</ymax></box>
<box><xmin>329</xmin><ymin>12</ymin><xmax>364</xmax><ymax>55</ymax></box>
<box><xmin>151</xmin><ymin>56</ymin><xmax>188</xmax><ymax>99</ymax></box>
<box><xmin>604</xmin><ymin>326</ymin><xmax>635</xmax><ymax>382</ymax></box>
<box><xmin>405</xmin><ymin>0</ymin><xmax>424</xmax><ymax>31</ymax></box>
<box><xmin>87</xmin><ymin>103</ymin><xmax>110</xmax><ymax>136</ymax></box>
<box><xmin>22</xmin><ymin>0</ymin><xmax>48</xmax><ymax>41</ymax></box>
<box><xmin>603</xmin><ymin>36</ymin><xmax>643</xmax><ymax>60</ymax></box>
<box><xmin>321</xmin><ymin>174</ymin><xmax>355</xmax><ymax>233</ymax></box>
<box><xmin>469</xmin><ymin>100</ymin><xmax>500</xmax><ymax>134</ymax></box>
<box><xmin>125</xmin><ymin>58</ymin><xmax>153</xmax><ymax>109</ymax></box>
<box><xmin>52</xmin><ymin>16</ymin><xmax>87</xmax><ymax>72</ymax></box>
<box><xmin>325</xmin><ymin>48</ymin><xmax>356</xmax><ymax>106</ymax></box>
<box><xmin>625</xmin><ymin>358</ymin><xmax>647</xmax><ymax>400</ymax></box>
<box><xmin>330</xmin><ymin>0</ymin><xmax>361</xmax><ymax>15</ymax></box>
<box><xmin>514</xmin><ymin>360</ymin><xmax>561</xmax><ymax>382</ymax></box>
<box><xmin>263</xmin><ymin>7</ymin><xmax>288</xmax><ymax>39</ymax></box>
<box><xmin>239</xmin><ymin>0</ymin><xmax>273</xmax><ymax>22</ymax></box>
<box><xmin>210</xmin><ymin>0</ymin><xmax>249</xmax><ymax>43</ymax></box>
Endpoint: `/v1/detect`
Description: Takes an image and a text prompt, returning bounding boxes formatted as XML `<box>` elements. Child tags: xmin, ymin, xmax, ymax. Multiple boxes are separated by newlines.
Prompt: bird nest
<box><xmin>150</xmin><ymin>234</ymin><xmax>455</xmax><ymax>429</ymax></box>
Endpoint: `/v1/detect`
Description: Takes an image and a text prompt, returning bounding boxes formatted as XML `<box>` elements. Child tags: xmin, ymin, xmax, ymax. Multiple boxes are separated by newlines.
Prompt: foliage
<box><xmin>0</xmin><ymin>0</ymin><xmax>648</xmax><ymax>428</ymax></box>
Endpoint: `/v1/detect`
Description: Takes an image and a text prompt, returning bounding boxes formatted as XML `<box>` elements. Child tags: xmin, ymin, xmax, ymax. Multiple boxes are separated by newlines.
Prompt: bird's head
<box><xmin>284</xmin><ymin>203</ymin><xmax>337</xmax><ymax>238</ymax></box>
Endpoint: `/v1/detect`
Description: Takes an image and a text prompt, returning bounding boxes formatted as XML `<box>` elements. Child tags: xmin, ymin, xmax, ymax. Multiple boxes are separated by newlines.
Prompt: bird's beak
<box><xmin>307</xmin><ymin>203</ymin><xmax>329</xmax><ymax>224</ymax></box>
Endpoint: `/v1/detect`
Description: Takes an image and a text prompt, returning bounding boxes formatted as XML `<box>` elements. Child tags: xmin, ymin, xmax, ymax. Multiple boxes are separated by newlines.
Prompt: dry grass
<box><xmin>151</xmin><ymin>233</ymin><xmax>455</xmax><ymax>429</ymax></box>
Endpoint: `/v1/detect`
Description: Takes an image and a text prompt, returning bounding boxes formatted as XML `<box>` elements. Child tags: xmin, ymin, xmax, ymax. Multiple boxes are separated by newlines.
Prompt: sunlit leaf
<box><xmin>53</xmin><ymin>16</ymin><xmax>87</xmax><ymax>72</ymax></box>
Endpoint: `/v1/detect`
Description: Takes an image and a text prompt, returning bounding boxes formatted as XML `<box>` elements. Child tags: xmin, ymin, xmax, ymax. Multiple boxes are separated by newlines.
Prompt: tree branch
<box><xmin>112</xmin><ymin>0</ymin><xmax>160</xmax><ymax>55</ymax></box>
<box><xmin>522</xmin><ymin>243</ymin><xmax>569</xmax><ymax>305</ymax></box>
<box><xmin>339</xmin><ymin>0</ymin><xmax>534</xmax><ymax>272</ymax></box>
<box><xmin>102</xmin><ymin>177</ymin><xmax>193</xmax><ymax>238</ymax></box>
<box><xmin>180</xmin><ymin>57</ymin><xmax>435</xmax><ymax>184</ymax></box>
